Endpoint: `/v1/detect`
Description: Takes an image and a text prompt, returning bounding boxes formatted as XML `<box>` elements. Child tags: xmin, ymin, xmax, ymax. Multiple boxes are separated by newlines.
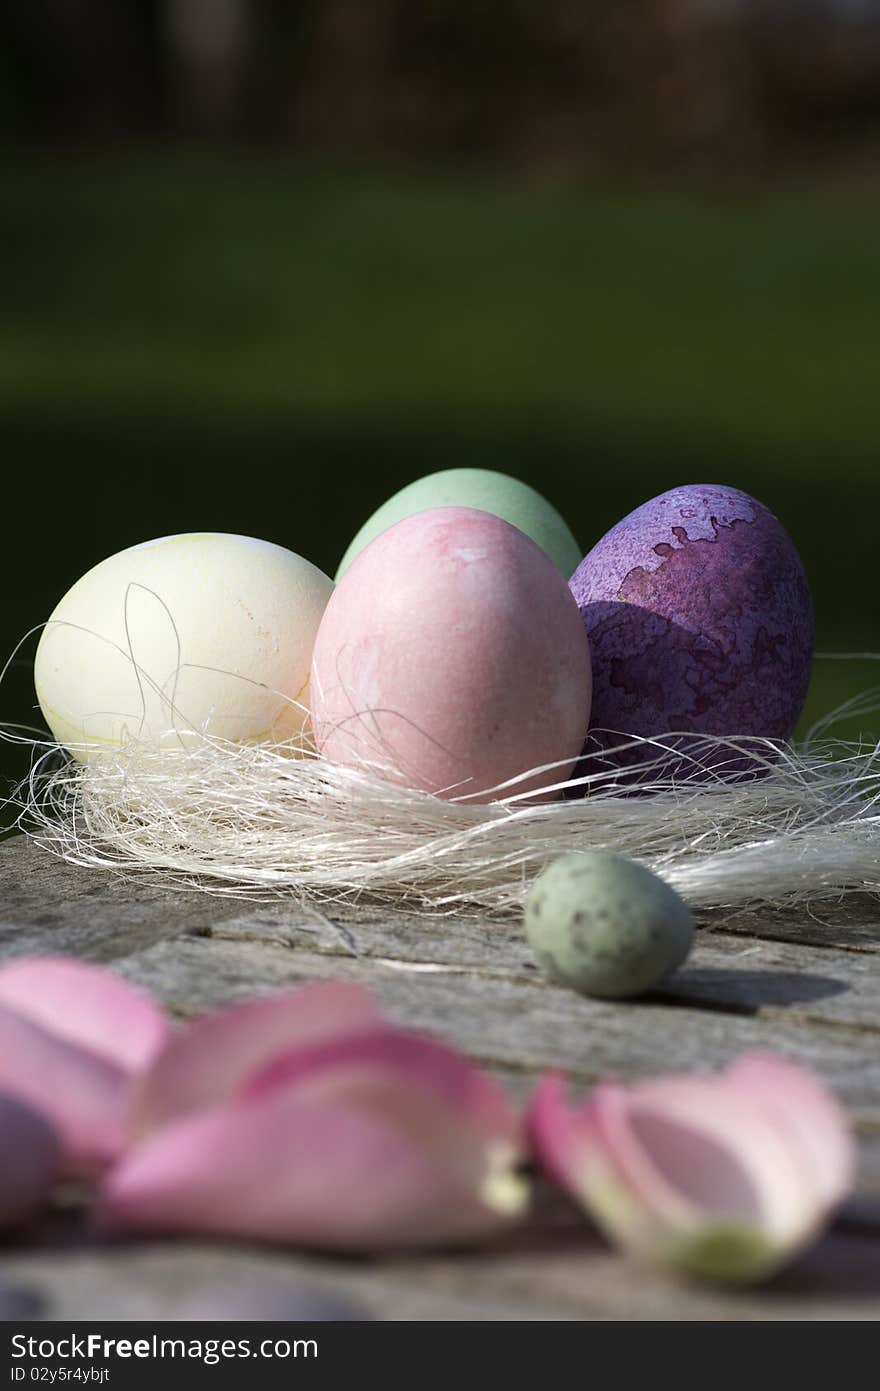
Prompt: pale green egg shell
<box><xmin>335</xmin><ymin>468</ymin><xmax>581</xmax><ymax>579</ymax></box>
<box><xmin>525</xmin><ymin>852</ymin><xmax>694</xmax><ymax>999</ymax></box>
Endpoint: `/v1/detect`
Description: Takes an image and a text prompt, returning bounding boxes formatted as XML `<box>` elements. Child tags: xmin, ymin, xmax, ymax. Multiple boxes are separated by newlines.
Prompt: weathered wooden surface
<box><xmin>0</xmin><ymin>835</ymin><xmax>878</xmax><ymax>1321</ymax></box>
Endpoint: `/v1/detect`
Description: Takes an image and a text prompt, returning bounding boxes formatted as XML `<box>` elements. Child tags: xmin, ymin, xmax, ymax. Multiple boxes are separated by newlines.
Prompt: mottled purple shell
<box><xmin>569</xmin><ymin>485</ymin><xmax>813</xmax><ymax>769</ymax></box>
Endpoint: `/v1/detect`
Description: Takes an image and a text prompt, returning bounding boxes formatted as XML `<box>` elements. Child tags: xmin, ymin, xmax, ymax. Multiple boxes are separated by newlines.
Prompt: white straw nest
<box><xmin>10</xmin><ymin>697</ymin><xmax>880</xmax><ymax>922</ymax></box>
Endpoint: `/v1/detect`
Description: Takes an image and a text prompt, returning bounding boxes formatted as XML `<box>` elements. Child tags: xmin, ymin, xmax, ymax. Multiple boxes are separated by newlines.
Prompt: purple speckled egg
<box><xmin>312</xmin><ymin>507</ymin><xmax>592</xmax><ymax>802</ymax></box>
<box><xmin>569</xmin><ymin>484</ymin><xmax>813</xmax><ymax>772</ymax></box>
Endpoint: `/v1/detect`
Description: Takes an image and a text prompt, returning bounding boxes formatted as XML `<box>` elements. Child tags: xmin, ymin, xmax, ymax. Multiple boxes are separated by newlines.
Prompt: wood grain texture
<box><xmin>0</xmin><ymin>835</ymin><xmax>878</xmax><ymax>1321</ymax></box>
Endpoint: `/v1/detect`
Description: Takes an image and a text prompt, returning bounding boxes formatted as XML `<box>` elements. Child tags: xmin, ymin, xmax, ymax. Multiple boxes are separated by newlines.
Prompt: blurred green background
<box><xmin>1</xmin><ymin>2</ymin><xmax>879</xmax><ymax>805</ymax></box>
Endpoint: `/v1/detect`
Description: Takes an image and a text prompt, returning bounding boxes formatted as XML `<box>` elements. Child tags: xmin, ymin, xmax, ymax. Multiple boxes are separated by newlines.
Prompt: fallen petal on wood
<box><xmin>0</xmin><ymin>955</ymin><xmax>168</xmax><ymax>1071</ymax></box>
<box><xmin>0</xmin><ymin>957</ymin><xmax>170</xmax><ymax>1173</ymax></box>
<box><xmin>529</xmin><ymin>1052</ymin><xmax>855</xmax><ymax>1284</ymax></box>
<box><xmin>103</xmin><ymin>998</ymin><xmax>528</xmax><ymax>1250</ymax></box>
<box><xmin>131</xmin><ymin>980</ymin><xmax>380</xmax><ymax>1136</ymax></box>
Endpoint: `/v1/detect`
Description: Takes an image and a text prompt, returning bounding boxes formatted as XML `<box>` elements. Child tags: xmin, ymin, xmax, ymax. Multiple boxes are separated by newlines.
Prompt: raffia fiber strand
<box><xmin>11</xmin><ymin>709</ymin><xmax>880</xmax><ymax>922</ymax></box>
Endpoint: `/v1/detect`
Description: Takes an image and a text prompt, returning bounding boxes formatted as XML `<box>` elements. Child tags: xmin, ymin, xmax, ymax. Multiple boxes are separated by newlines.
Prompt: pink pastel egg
<box><xmin>311</xmin><ymin>508</ymin><xmax>592</xmax><ymax>802</ymax></box>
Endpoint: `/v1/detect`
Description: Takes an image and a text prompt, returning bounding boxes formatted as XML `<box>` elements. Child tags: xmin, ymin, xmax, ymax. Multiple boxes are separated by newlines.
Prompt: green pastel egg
<box><xmin>525</xmin><ymin>852</ymin><xmax>694</xmax><ymax>999</ymax></box>
<box><xmin>336</xmin><ymin>469</ymin><xmax>581</xmax><ymax>580</ymax></box>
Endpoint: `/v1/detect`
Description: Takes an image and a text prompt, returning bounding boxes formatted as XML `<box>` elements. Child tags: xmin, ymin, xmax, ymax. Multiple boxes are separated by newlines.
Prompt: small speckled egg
<box><xmin>336</xmin><ymin>469</ymin><xmax>581</xmax><ymax>580</ymax></box>
<box><xmin>312</xmin><ymin>507</ymin><xmax>592</xmax><ymax>802</ymax></box>
<box><xmin>525</xmin><ymin>852</ymin><xmax>694</xmax><ymax>998</ymax></box>
<box><xmin>35</xmin><ymin>533</ymin><xmax>333</xmax><ymax>759</ymax></box>
<box><xmin>569</xmin><ymin>484</ymin><xmax>813</xmax><ymax>770</ymax></box>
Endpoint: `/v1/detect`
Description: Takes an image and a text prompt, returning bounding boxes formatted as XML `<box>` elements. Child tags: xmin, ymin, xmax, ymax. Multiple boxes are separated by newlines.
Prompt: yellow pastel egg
<box><xmin>35</xmin><ymin>533</ymin><xmax>333</xmax><ymax>759</ymax></box>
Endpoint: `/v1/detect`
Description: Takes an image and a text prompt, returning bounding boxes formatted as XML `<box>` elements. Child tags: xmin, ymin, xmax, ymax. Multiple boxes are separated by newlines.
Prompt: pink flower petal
<box><xmin>101</xmin><ymin>1065</ymin><xmax>528</xmax><ymax>1250</ymax></box>
<box><xmin>0</xmin><ymin>1004</ymin><xmax>128</xmax><ymax>1172</ymax></box>
<box><xmin>244</xmin><ymin>1026</ymin><xmax>521</xmax><ymax>1146</ymax></box>
<box><xmin>132</xmin><ymin>981</ymin><xmax>380</xmax><ymax>1135</ymax></box>
<box><xmin>528</xmin><ymin>1056</ymin><xmax>854</xmax><ymax>1283</ymax></box>
<box><xmin>0</xmin><ymin>1093</ymin><xmax>61</xmax><ymax>1229</ymax></box>
<box><xmin>528</xmin><ymin>1072</ymin><xmax>594</xmax><ymax>1194</ymax></box>
<box><xmin>529</xmin><ymin>1075</ymin><xmax>694</xmax><ymax>1250</ymax></box>
<box><xmin>0</xmin><ymin>956</ymin><xmax>168</xmax><ymax>1073</ymax></box>
<box><xmin>609</xmin><ymin>1076</ymin><xmax>807</xmax><ymax>1239</ymax></box>
<box><xmin>724</xmin><ymin>1053</ymin><xmax>854</xmax><ymax>1211</ymax></box>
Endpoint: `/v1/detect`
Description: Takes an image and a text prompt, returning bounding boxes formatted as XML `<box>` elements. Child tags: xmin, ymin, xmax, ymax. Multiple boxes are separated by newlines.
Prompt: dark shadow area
<box><xmin>12</xmin><ymin>1179</ymin><xmax>604</xmax><ymax>1269</ymax></box>
<box><xmin>6</xmin><ymin>1181</ymin><xmax>880</xmax><ymax>1315</ymax></box>
<box><xmin>765</xmin><ymin>1222</ymin><xmax>880</xmax><ymax>1301</ymax></box>
<box><xmin>655</xmin><ymin>965</ymin><xmax>848</xmax><ymax>1015</ymax></box>
<box><xmin>480</xmin><ymin>1180</ymin><xmax>607</xmax><ymax>1259</ymax></box>
<box><xmin>837</xmin><ymin>1193</ymin><xmax>880</xmax><ymax>1235</ymax></box>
